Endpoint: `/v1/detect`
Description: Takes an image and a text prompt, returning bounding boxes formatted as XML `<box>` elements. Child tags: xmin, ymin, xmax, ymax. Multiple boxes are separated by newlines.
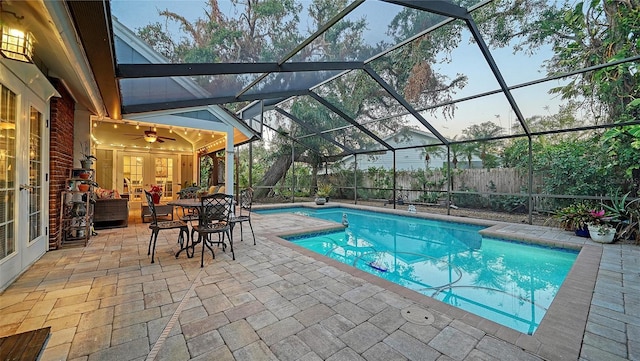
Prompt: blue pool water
<box><xmin>256</xmin><ymin>206</ymin><xmax>578</xmax><ymax>334</ymax></box>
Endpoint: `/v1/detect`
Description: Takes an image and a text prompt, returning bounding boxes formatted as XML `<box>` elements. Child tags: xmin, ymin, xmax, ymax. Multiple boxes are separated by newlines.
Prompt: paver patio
<box><xmin>0</xmin><ymin>203</ymin><xmax>638</xmax><ymax>361</ymax></box>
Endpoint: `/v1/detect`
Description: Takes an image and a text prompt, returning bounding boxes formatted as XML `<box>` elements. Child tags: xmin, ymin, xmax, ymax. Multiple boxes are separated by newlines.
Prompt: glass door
<box><xmin>0</xmin><ymin>82</ymin><xmax>48</xmax><ymax>291</ymax></box>
<box><xmin>0</xmin><ymin>85</ymin><xmax>16</xmax><ymax>262</ymax></box>
<box><xmin>154</xmin><ymin>157</ymin><xmax>174</xmax><ymax>200</ymax></box>
<box><xmin>123</xmin><ymin>155</ymin><xmax>144</xmax><ymax>201</ymax></box>
<box><xmin>28</xmin><ymin>106</ymin><xmax>43</xmax><ymax>243</ymax></box>
<box><xmin>0</xmin><ymin>63</ymin><xmax>53</xmax><ymax>291</ymax></box>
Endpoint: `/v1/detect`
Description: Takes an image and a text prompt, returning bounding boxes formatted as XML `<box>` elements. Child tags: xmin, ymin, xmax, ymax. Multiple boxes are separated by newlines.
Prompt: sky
<box><xmin>110</xmin><ymin>0</ymin><xmax>564</xmax><ymax>139</ymax></box>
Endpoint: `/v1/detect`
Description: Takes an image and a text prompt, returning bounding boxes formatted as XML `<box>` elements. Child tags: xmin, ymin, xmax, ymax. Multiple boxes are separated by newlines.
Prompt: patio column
<box><xmin>225</xmin><ymin>125</ymin><xmax>234</xmax><ymax>196</ymax></box>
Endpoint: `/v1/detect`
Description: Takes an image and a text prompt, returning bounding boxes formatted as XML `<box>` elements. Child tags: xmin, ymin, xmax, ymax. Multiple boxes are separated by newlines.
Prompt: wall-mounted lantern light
<box><xmin>0</xmin><ymin>3</ymin><xmax>34</xmax><ymax>63</ymax></box>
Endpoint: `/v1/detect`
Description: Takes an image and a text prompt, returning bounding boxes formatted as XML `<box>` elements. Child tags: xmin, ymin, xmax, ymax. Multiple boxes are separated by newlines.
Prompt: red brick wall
<box><xmin>48</xmin><ymin>78</ymin><xmax>75</xmax><ymax>249</ymax></box>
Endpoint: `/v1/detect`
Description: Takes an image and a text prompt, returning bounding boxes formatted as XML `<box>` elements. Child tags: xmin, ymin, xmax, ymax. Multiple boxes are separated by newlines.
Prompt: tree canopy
<box><xmin>133</xmin><ymin>0</ymin><xmax>640</xmax><ymax>197</ymax></box>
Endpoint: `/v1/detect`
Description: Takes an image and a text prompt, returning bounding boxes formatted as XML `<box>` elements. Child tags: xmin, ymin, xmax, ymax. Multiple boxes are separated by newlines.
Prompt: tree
<box><xmin>462</xmin><ymin>122</ymin><xmax>504</xmax><ymax>168</ymax></box>
<box><xmin>475</xmin><ymin>0</ymin><xmax>639</xmax><ymax>123</ymax></box>
<box><xmin>448</xmin><ymin>136</ymin><xmax>465</xmax><ymax>169</ymax></box>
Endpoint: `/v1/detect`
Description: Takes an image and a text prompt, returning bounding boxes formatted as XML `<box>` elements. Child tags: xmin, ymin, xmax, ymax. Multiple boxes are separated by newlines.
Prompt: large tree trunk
<box><xmin>254</xmin><ymin>154</ymin><xmax>293</xmax><ymax>199</ymax></box>
<box><xmin>253</xmin><ymin>151</ymin><xmax>338</xmax><ymax>199</ymax></box>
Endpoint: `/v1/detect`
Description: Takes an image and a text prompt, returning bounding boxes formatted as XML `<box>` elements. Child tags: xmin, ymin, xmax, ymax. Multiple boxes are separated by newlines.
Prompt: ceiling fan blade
<box><xmin>157</xmin><ymin>138</ymin><xmax>165</xmax><ymax>143</ymax></box>
<box><xmin>158</xmin><ymin>136</ymin><xmax>176</xmax><ymax>141</ymax></box>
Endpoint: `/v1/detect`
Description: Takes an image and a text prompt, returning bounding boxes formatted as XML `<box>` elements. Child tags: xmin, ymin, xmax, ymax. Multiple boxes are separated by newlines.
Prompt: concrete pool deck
<box><xmin>0</xmin><ymin>202</ymin><xmax>638</xmax><ymax>360</ymax></box>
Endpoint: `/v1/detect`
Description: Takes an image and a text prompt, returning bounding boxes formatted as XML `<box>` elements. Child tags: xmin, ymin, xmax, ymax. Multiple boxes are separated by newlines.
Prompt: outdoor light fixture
<box><xmin>0</xmin><ymin>3</ymin><xmax>34</xmax><ymax>63</ymax></box>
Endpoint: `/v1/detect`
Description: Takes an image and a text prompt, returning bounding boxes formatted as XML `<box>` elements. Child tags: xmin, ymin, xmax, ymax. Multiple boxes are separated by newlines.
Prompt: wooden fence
<box><xmin>358</xmin><ymin>168</ymin><xmax>542</xmax><ymax>197</ymax></box>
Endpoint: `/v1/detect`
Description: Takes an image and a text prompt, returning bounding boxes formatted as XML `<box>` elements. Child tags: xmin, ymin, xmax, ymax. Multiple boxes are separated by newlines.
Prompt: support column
<box><xmin>225</xmin><ymin>126</ymin><xmax>234</xmax><ymax>196</ymax></box>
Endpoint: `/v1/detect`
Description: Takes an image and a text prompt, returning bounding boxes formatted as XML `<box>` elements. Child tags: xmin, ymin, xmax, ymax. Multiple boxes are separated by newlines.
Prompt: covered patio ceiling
<box><xmin>65</xmin><ymin>0</ymin><xmax>639</xmax><ymax>159</ymax></box>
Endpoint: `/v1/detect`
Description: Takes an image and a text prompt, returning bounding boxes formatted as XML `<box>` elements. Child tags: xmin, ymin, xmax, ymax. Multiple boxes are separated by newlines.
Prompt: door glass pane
<box><xmin>29</xmin><ymin>106</ymin><xmax>42</xmax><ymax>242</ymax></box>
<box><xmin>124</xmin><ymin>155</ymin><xmax>144</xmax><ymax>200</ymax></box>
<box><xmin>0</xmin><ymin>85</ymin><xmax>16</xmax><ymax>259</ymax></box>
<box><xmin>155</xmin><ymin>157</ymin><xmax>173</xmax><ymax>198</ymax></box>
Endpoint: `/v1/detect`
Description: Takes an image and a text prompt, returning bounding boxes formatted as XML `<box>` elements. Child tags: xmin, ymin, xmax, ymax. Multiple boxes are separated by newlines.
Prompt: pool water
<box><xmin>257</xmin><ymin>206</ymin><xmax>578</xmax><ymax>334</ymax></box>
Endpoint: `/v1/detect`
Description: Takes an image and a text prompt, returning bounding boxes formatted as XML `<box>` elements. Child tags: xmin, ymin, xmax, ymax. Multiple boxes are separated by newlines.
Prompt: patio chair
<box><xmin>192</xmin><ymin>193</ymin><xmax>234</xmax><ymax>267</ymax></box>
<box><xmin>177</xmin><ymin>186</ymin><xmax>200</xmax><ymax>222</ymax></box>
<box><xmin>144</xmin><ymin>190</ymin><xmax>189</xmax><ymax>263</ymax></box>
<box><xmin>230</xmin><ymin>188</ymin><xmax>256</xmax><ymax>245</ymax></box>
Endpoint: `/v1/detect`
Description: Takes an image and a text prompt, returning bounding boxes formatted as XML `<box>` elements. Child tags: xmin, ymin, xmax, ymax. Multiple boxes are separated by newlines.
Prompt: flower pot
<box><xmin>151</xmin><ymin>193</ymin><xmax>161</xmax><ymax>204</ymax></box>
<box><xmin>588</xmin><ymin>224</ymin><xmax>616</xmax><ymax>243</ymax></box>
<box><xmin>80</xmin><ymin>160</ymin><xmax>93</xmax><ymax>169</ymax></box>
<box><xmin>574</xmin><ymin>225</ymin><xmax>590</xmax><ymax>238</ymax></box>
<box><xmin>77</xmin><ymin>184</ymin><xmax>90</xmax><ymax>192</ymax></box>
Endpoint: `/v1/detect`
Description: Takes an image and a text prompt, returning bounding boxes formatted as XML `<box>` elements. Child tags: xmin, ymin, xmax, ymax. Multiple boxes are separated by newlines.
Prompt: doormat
<box><xmin>0</xmin><ymin>326</ymin><xmax>51</xmax><ymax>361</ymax></box>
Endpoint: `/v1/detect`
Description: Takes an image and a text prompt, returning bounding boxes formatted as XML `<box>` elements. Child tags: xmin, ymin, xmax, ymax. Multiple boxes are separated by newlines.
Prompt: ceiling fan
<box><xmin>126</xmin><ymin>127</ymin><xmax>176</xmax><ymax>143</ymax></box>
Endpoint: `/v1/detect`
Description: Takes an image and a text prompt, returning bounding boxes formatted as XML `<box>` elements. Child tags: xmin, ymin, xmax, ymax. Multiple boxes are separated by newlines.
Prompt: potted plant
<box><xmin>552</xmin><ymin>202</ymin><xmax>594</xmax><ymax>237</ymax></box>
<box><xmin>588</xmin><ymin>223</ymin><xmax>616</xmax><ymax>243</ymax></box>
<box><xmin>585</xmin><ymin>208</ymin><xmax>615</xmax><ymax>243</ymax></box>
<box><xmin>315</xmin><ymin>184</ymin><xmax>333</xmax><ymax>205</ymax></box>
<box><xmin>196</xmin><ymin>187</ymin><xmax>208</xmax><ymax>199</ymax></box>
<box><xmin>79</xmin><ymin>141</ymin><xmax>97</xmax><ymax>169</ymax></box>
<box><xmin>149</xmin><ymin>185</ymin><xmax>163</xmax><ymax>204</ymax></box>
<box><xmin>603</xmin><ymin>192</ymin><xmax>640</xmax><ymax>242</ymax></box>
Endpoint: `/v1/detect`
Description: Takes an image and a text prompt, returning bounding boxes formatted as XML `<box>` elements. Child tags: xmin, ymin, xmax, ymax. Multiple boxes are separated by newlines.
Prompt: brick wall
<box><xmin>48</xmin><ymin>78</ymin><xmax>75</xmax><ymax>249</ymax></box>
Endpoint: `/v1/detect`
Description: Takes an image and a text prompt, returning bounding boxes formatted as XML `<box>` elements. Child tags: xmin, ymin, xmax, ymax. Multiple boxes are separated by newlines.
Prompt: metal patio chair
<box><xmin>230</xmin><ymin>188</ymin><xmax>256</xmax><ymax>245</ymax></box>
<box><xmin>144</xmin><ymin>190</ymin><xmax>189</xmax><ymax>263</ymax></box>
<box><xmin>192</xmin><ymin>193</ymin><xmax>234</xmax><ymax>267</ymax></box>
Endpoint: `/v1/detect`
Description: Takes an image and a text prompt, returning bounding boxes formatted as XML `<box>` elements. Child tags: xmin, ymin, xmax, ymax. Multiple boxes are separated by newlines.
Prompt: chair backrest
<box><xmin>178</xmin><ymin>186</ymin><xmax>199</xmax><ymax>199</ymax></box>
<box><xmin>237</xmin><ymin>188</ymin><xmax>253</xmax><ymax>217</ymax></box>
<box><xmin>200</xmin><ymin>193</ymin><xmax>233</xmax><ymax>226</ymax></box>
<box><xmin>144</xmin><ymin>190</ymin><xmax>158</xmax><ymax>225</ymax></box>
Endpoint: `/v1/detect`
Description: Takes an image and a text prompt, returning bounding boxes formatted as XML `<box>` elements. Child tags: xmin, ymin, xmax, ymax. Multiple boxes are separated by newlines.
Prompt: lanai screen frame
<box><xmin>110</xmin><ymin>0</ymin><xmax>640</xmax><ymax>223</ymax></box>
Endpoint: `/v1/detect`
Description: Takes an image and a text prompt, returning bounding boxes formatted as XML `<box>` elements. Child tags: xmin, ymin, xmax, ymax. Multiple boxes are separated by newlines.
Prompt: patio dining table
<box><xmin>167</xmin><ymin>197</ymin><xmax>237</xmax><ymax>259</ymax></box>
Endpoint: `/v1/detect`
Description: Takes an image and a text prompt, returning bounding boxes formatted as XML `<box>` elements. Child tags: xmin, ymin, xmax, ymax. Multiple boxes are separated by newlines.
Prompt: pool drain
<box><xmin>401</xmin><ymin>306</ymin><xmax>434</xmax><ymax>325</ymax></box>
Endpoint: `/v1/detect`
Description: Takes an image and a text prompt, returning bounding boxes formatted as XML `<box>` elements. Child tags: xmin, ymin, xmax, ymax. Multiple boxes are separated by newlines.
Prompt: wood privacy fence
<box><xmin>359</xmin><ymin>168</ymin><xmax>543</xmax><ymax>196</ymax></box>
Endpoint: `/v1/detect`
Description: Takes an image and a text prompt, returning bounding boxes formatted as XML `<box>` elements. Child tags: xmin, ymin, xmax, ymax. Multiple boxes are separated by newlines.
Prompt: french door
<box><xmin>0</xmin><ymin>76</ymin><xmax>49</xmax><ymax>290</ymax></box>
<box><xmin>121</xmin><ymin>153</ymin><xmax>177</xmax><ymax>202</ymax></box>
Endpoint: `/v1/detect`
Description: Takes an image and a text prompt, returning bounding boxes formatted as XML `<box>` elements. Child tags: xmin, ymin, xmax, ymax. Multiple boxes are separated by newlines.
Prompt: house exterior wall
<box><xmin>336</xmin><ymin>129</ymin><xmax>482</xmax><ymax>171</ymax></box>
<box><xmin>48</xmin><ymin>79</ymin><xmax>75</xmax><ymax>249</ymax></box>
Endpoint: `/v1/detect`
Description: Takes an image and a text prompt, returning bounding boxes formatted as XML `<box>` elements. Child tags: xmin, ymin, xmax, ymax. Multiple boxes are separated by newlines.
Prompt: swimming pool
<box><xmin>257</xmin><ymin>206</ymin><xmax>578</xmax><ymax>334</ymax></box>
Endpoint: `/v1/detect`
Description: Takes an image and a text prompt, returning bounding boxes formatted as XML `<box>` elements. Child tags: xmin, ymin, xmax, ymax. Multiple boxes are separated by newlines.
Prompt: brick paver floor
<box><xmin>0</xmin><ymin>203</ymin><xmax>637</xmax><ymax>361</ymax></box>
